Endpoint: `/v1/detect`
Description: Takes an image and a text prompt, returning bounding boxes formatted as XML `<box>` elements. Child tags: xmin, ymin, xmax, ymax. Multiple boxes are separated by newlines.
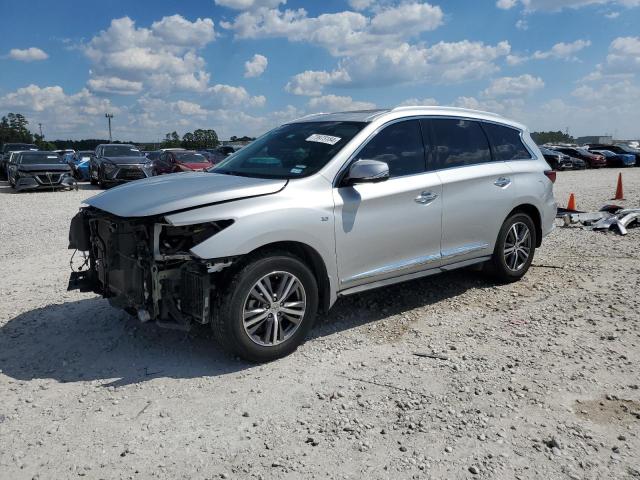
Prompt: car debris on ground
<box><xmin>559</xmin><ymin>205</ymin><xmax>640</xmax><ymax>235</ymax></box>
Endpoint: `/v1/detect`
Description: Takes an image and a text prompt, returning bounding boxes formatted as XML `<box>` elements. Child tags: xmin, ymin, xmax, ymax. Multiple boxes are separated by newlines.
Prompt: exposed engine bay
<box><xmin>68</xmin><ymin>207</ymin><xmax>233</xmax><ymax>330</ymax></box>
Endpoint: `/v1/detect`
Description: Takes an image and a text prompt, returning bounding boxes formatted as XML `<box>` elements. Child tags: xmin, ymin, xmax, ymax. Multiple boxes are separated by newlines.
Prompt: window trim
<box><xmin>333</xmin><ymin>115</ymin><xmax>536</xmax><ymax>184</ymax></box>
<box><xmin>334</xmin><ymin>116</ymin><xmax>428</xmax><ymax>187</ymax></box>
<box><xmin>426</xmin><ymin>117</ymin><xmax>494</xmax><ymax>172</ymax></box>
<box><xmin>480</xmin><ymin>121</ymin><xmax>534</xmax><ymax>163</ymax></box>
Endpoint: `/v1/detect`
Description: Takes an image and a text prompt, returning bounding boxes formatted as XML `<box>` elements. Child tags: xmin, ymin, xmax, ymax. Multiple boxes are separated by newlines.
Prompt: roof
<box><xmin>290</xmin><ymin>105</ymin><xmax>525</xmax><ymax>130</ymax></box>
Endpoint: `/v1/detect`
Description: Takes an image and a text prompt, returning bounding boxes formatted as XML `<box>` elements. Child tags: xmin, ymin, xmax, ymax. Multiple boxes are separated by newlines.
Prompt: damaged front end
<box><xmin>68</xmin><ymin>207</ymin><xmax>233</xmax><ymax>330</ymax></box>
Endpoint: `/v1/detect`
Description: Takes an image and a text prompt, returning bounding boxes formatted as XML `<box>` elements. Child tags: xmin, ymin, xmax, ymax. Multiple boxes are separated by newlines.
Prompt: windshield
<box><xmin>211</xmin><ymin>121</ymin><xmax>366</xmax><ymax>179</ymax></box>
<box><xmin>175</xmin><ymin>152</ymin><xmax>208</xmax><ymax>163</ymax></box>
<box><xmin>20</xmin><ymin>153</ymin><xmax>66</xmax><ymax>165</ymax></box>
<box><xmin>7</xmin><ymin>144</ymin><xmax>37</xmax><ymax>152</ymax></box>
<box><xmin>103</xmin><ymin>145</ymin><xmax>143</xmax><ymax>157</ymax></box>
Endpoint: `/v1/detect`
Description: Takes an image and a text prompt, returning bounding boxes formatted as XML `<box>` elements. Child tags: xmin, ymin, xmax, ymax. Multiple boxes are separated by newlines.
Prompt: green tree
<box><xmin>531</xmin><ymin>131</ymin><xmax>575</xmax><ymax>145</ymax></box>
<box><xmin>181</xmin><ymin>129</ymin><xmax>219</xmax><ymax>150</ymax></box>
<box><xmin>162</xmin><ymin>131</ymin><xmax>181</xmax><ymax>148</ymax></box>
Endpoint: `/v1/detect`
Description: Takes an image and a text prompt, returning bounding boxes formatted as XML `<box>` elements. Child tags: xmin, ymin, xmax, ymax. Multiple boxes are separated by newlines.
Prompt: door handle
<box><xmin>494</xmin><ymin>177</ymin><xmax>511</xmax><ymax>188</ymax></box>
<box><xmin>414</xmin><ymin>191</ymin><xmax>438</xmax><ymax>204</ymax></box>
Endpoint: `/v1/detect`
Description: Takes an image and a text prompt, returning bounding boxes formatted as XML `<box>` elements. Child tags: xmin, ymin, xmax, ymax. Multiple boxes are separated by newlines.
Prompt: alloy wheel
<box><xmin>503</xmin><ymin>222</ymin><xmax>532</xmax><ymax>272</ymax></box>
<box><xmin>242</xmin><ymin>271</ymin><xmax>307</xmax><ymax>347</ymax></box>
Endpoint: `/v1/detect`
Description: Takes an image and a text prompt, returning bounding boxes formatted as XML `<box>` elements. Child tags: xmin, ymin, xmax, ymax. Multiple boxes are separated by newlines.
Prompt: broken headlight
<box><xmin>158</xmin><ymin>220</ymin><xmax>233</xmax><ymax>256</ymax></box>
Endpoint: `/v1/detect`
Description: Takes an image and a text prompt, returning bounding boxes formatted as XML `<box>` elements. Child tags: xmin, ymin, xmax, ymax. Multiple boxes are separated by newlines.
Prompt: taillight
<box><xmin>544</xmin><ymin>170</ymin><xmax>556</xmax><ymax>183</ymax></box>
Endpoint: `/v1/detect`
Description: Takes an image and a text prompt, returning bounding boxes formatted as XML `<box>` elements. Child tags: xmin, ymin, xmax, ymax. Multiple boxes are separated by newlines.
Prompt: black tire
<box><xmin>89</xmin><ymin>165</ymin><xmax>98</xmax><ymax>185</ymax></box>
<box><xmin>212</xmin><ymin>251</ymin><xmax>318</xmax><ymax>362</ymax></box>
<box><xmin>98</xmin><ymin>167</ymin><xmax>107</xmax><ymax>189</ymax></box>
<box><xmin>486</xmin><ymin>212</ymin><xmax>536</xmax><ymax>283</ymax></box>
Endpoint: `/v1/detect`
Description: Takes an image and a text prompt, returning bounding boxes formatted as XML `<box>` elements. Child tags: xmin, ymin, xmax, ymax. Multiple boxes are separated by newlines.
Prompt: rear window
<box><xmin>482</xmin><ymin>123</ymin><xmax>532</xmax><ymax>160</ymax></box>
<box><xmin>431</xmin><ymin>119</ymin><xmax>492</xmax><ymax>169</ymax></box>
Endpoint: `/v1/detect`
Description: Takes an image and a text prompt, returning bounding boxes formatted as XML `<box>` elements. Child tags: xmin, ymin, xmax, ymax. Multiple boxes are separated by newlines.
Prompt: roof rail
<box><xmin>391</xmin><ymin>105</ymin><xmax>505</xmax><ymax>118</ymax></box>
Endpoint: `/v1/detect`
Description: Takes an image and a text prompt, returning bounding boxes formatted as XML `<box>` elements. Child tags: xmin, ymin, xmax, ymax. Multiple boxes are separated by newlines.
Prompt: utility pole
<box><xmin>38</xmin><ymin>123</ymin><xmax>43</xmax><ymax>138</ymax></box>
<box><xmin>105</xmin><ymin>113</ymin><xmax>114</xmax><ymax>142</ymax></box>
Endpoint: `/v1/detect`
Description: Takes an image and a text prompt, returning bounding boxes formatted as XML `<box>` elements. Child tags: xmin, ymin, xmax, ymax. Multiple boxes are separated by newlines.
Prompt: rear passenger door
<box><xmin>425</xmin><ymin>118</ymin><xmax>515</xmax><ymax>264</ymax></box>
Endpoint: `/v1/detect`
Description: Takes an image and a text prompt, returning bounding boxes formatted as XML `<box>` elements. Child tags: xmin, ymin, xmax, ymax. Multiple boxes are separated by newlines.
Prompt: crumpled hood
<box><xmin>86</xmin><ymin>172</ymin><xmax>287</xmax><ymax>217</ymax></box>
<box><xmin>18</xmin><ymin>163</ymin><xmax>71</xmax><ymax>172</ymax></box>
<box><xmin>104</xmin><ymin>155</ymin><xmax>146</xmax><ymax>165</ymax></box>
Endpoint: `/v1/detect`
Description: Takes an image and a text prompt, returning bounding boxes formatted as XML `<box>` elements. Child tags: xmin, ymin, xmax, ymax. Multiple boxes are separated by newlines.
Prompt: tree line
<box><xmin>1</xmin><ymin>112</ymin><xmax>254</xmax><ymax>152</ymax></box>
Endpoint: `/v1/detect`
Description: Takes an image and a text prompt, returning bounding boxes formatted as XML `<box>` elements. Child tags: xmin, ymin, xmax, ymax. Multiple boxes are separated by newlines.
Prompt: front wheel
<box><xmin>212</xmin><ymin>252</ymin><xmax>318</xmax><ymax>362</ymax></box>
<box><xmin>89</xmin><ymin>165</ymin><xmax>98</xmax><ymax>185</ymax></box>
<box><xmin>486</xmin><ymin>213</ymin><xmax>536</xmax><ymax>283</ymax></box>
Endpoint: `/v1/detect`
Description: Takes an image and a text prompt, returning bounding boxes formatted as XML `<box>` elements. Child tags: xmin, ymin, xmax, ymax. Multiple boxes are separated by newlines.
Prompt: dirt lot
<box><xmin>0</xmin><ymin>169</ymin><xmax>639</xmax><ymax>480</ymax></box>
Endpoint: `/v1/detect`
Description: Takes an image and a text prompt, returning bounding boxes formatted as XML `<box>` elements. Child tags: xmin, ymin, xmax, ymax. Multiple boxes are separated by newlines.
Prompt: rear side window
<box><xmin>431</xmin><ymin>119</ymin><xmax>491</xmax><ymax>169</ymax></box>
<box><xmin>483</xmin><ymin>123</ymin><xmax>532</xmax><ymax>160</ymax></box>
<box><xmin>356</xmin><ymin>120</ymin><xmax>425</xmax><ymax>178</ymax></box>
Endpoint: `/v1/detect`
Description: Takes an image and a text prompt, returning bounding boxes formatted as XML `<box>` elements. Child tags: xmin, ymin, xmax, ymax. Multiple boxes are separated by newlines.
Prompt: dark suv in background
<box><xmin>551</xmin><ymin>147</ymin><xmax>606</xmax><ymax>168</ymax></box>
<box><xmin>585</xmin><ymin>144</ymin><xmax>639</xmax><ymax>166</ymax></box>
<box><xmin>0</xmin><ymin>143</ymin><xmax>38</xmax><ymax>179</ymax></box>
<box><xmin>89</xmin><ymin>144</ymin><xmax>151</xmax><ymax>188</ymax></box>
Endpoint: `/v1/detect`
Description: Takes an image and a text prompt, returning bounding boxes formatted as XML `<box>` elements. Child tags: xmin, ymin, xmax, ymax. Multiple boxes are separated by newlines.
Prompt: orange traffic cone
<box><xmin>567</xmin><ymin>193</ymin><xmax>576</xmax><ymax>211</ymax></box>
<box><xmin>612</xmin><ymin>173</ymin><xmax>624</xmax><ymax>200</ymax></box>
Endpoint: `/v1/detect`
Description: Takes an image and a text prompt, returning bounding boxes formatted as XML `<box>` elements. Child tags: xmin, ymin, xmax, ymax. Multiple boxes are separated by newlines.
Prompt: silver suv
<box><xmin>68</xmin><ymin>107</ymin><xmax>556</xmax><ymax>362</ymax></box>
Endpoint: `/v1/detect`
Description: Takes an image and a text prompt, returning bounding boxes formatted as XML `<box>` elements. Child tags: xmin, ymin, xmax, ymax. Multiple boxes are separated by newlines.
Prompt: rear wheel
<box><xmin>89</xmin><ymin>165</ymin><xmax>98</xmax><ymax>185</ymax></box>
<box><xmin>98</xmin><ymin>167</ymin><xmax>107</xmax><ymax>189</ymax></box>
<box><xmin>486</xmin><ymin>213</ymin><xmax>536</xmax><ymax>283</ymax></box>
<box><xmin>212</xmin><ymin>252</ymin><xmax>318</xmax><ymax>362</ymax></box>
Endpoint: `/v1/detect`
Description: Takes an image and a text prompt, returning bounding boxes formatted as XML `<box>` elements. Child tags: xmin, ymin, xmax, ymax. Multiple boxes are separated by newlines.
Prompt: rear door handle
<box><xmin>414</xmin><ymin>191</ymin><xmax>438</xmax><ymax>204</ymax></box>
<box><xmin>494</xmin><ymin>177</ymin><xmax>511</xmax><ymax>188</ymax></box>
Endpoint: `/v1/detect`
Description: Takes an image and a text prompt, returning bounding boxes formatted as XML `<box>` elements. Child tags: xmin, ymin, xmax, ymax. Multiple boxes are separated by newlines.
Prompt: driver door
<box><xmin>333</xmin><ymin>120</ymin><xmax>443</xmax><ymax>291</ymax></box>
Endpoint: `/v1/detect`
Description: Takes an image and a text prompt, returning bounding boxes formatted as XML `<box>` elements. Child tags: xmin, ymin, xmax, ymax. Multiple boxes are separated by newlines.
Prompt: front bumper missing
<box><xmin>67</xmin><ymin>209</ymin><xmax>218</xmax><ymax>330</ymax></box>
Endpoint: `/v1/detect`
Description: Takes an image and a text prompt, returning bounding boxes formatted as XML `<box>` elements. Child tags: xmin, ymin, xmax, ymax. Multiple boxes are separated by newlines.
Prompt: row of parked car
<box><xmin>1</xmin><ymin>138</ymin><xmax>638</xmax><ymax>192</ymax></box>
<box><xmin>0</xmin><ymin>143</ymin><xmax>237</xmax><ymax>191</ymax></box>
<box><xmin>540</xmin><ymin>143</ymin><xmax>640</xmax><ymax>170</ymax></box>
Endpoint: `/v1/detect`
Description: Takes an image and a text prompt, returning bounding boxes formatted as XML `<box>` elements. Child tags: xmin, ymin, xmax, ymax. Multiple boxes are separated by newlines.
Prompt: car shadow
<box><xmin>0</xmin><ymin>269</ymin><xmax>490</xmax><ymax>387</ymax></box>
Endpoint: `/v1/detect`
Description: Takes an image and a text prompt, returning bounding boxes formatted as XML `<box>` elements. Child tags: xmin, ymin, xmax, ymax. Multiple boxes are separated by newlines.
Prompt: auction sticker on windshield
<box><xmin>306</xmin><ymin>134</ymin><xmax>341</xmax><ymax>145</ymax></box>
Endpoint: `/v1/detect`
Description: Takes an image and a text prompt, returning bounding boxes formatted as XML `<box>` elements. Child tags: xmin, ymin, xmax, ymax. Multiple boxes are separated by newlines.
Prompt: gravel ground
<box><xmin>0</xmin><ymin>169</ymin><xmax>639</xmax><ymax>480</ymax></box>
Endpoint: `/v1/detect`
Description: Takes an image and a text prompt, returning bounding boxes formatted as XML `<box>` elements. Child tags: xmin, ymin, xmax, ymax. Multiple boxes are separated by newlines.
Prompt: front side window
<box><xmin>355</xmin><ymin>120</ymin><xmax>425</xmax><ymax>178</ymax></box>
<box><xmin>431</xmin><ymin>119</ymin><xmax>491</xmax><ymax>169</ymax></box>
<box><xmin>482</xmin><ymin>123</ymin><xmax>532</xmax><ymax>160</ymax></box>
<box><xmin>212</xmin><ymin>121</ymin><xmax>366</xmax><ymax>179</ymax></box>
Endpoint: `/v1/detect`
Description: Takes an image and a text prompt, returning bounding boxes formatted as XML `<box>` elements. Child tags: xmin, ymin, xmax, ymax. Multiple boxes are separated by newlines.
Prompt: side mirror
<box><xmin>343</xmin><ymin>159</ymin><xmax>389</xmax><ymax>186</ymax></box>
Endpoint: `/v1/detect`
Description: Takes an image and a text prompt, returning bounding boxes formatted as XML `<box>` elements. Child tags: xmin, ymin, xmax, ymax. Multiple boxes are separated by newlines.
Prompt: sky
<box><xmin>1</xmin><ymin>0</ymin><xmax>640</xmax><ymax>141</ymax></box>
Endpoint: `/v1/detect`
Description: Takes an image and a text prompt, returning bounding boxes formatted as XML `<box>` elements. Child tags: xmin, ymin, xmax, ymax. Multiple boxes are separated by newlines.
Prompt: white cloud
<box><xmin>307</xmin><ymin>94</ymin><xmax>376</xmax><ymax>112</ymax></box>
<box><xmin>496</xmin><ymin>0</ymin><xmax>518</xmax><ymax>9</ymax></box>
<box><xmin>286</xmin><ymin>40</ymin><xmax>511</xmax><ymax>96</ymax></box>
<box><xmin>215</xmin><ymin>0</ymin><xmax>285</xmax><ymax>10</ymax></box>
<box><xmin>532</xmin><ymin>39</ymin><xmax>591</xmax><ymax>60</ymax></box>
<box><xmin>8</xmin><ymin>47</ymin><xmax>49</xmax><ymax>62</ymax></box>
<box><xmin>515</xmin><ymin>19</ymin><xmax>529</xmax><ymax>30</ymax></box>
<box><xmin>222</xmin><ymin>3</ymin><xmax>443</xmax><ymax>57</ymax></box>
<box><xmin>498</xmin><ymin>0</ymin><xmax>640</xmax><ymax>11</ymax></box>
<box><xmin>83</xmin><ymin>15</ymin><xmax>216</xmax><ymax>94</ymax></box>
<box><xmin>208</xmin><ymin>84</ymin><xmax>266</xmax><ymax>107</ymax></box>
<box><xmin>348</xmin><ymin>0</ymin><xmax>374</xmax><ymax>10</ymax></box>
<box><xmin>397</xmin><ymin>97</ymin><xmax>439</xmax><ymax>107</ymax></box>
<box><xmin>369</xmin><ymin>3</ymin><xmax>444</xmax><ymax>34</ymax></box>
<box><xmin>244</xmin><ymin>53</ymin><xmax>268</xmax><ymax>78</ymax></box>
<box><xmin>606</xmin><ymin>36</ymin><xmax>640</xmax><ymax>72</ymax></box>
<box><xmin>0</xmin><ymin>84</ymin><xmax>118</xmax><ymax>138</ymax></box>
<box><xmin>482</xmin><ymin>74</ymin><xmax>545</xmax><ymax>98</ymax></box>
<box><xmin>285</xmin><ymin>69</ymin><xmax>352</xmax><ymax>96</ymax></box>
<box><xmin>87</xmin><ymin>76</ymin><xmax>143</xmax><ymax>95</ymax></box>
<box><xmin>605</xmin><ymin>11</ymin><xmax>621</xmax><ymax>17</ymax></box>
